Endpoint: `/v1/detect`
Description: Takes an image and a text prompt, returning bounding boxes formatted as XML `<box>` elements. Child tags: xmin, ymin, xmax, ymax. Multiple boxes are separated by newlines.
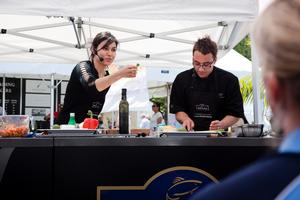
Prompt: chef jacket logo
<box><xmin>218</xmin><ymin>93</ymin><xmax>225</xmax><ymax>99</ymax></box>
<box><xmin>91</xmin><ymin>101</ymin><xmax>102</xmax><ymax>109</ymax></box>
<box><xmin>97</xmin><ymin>166</ymin><xmax>218</xmax><ymax>200</ymax></box>
<box><xmin>195</xmin><ymin>104</ymin><xmax>209</xmax><ymax>112</ymax></box>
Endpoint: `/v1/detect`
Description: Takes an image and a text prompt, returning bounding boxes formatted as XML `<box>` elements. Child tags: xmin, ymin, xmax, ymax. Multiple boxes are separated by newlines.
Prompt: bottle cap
<box><xmin>70</xmin><ymin>113</ymin><xmax>75</xmax><ymax>117</ymax></box>
<box><xmin>121</xmin><ymin>88</ymin><xmax>127</xmax><ymax>95</ymax></box>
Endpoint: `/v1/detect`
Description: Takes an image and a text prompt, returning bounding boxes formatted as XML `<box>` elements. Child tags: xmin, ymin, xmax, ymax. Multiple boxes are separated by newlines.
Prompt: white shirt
<box><xmin>150</xmin><ymin>112</ymin><xmax>163</xmax><ymax>130</ymax></box>
<box><xmin>139</xmin><ymin>117</ymin><xmax>150</xmax><ymax>129</ymax></box>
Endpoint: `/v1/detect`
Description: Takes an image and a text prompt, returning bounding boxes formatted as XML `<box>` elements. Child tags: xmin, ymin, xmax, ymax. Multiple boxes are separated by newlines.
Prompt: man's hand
<box><xmin>209</xmin><ymin>120</ymin><xmax>223</xmax><ymax>130</ymax></box>
<box><xmin>175</xmin><ymin>111</ymin><xmax>194</xmax><ymax>132</ymax></box>
<box><xmin>210</xmin><ymin>116</ymin><xmax>239</xmax><ymax>130</ymax></box>
<box><xmin>182</xmin><ymin>118</ymin><xmax>195</xmax><ymax>131</ymax></box>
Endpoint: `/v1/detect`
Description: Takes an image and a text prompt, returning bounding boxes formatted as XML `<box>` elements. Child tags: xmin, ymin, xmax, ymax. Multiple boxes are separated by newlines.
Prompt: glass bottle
<box><xmin>97</xmin><ymin>114</ymin><xmax>104</xmax><ymax>129</ymax></box>
<box><xmin>68</xmin><ymin>113</ymin><xmax>76</xmax><ymax>125</ymax></box>
<box><xmin>119</xmin><ymin>88</ymin><xmax>129</xmax><ymax>134</ymax></box>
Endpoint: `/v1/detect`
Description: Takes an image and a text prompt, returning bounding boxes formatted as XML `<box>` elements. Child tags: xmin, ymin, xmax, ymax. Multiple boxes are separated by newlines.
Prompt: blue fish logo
<box><xmin>97</xmin><ymin>166</ymin><xmax>218</xmax><ymax>200</ymax></box>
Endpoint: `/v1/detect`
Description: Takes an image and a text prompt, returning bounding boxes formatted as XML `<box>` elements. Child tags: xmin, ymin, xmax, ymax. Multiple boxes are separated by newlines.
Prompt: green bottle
<box><xmin>68</xmin><ymin>113</ymin><xmax>76</xmax><ymax>125</ymax></box>
<box><xmin>119</xmin><ymin>88</ymin><xmax>129</xmax><ymax>134</ymax></box>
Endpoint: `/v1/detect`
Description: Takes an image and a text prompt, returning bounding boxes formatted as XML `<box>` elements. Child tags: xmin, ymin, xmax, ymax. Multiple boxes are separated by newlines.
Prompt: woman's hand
<box><xmin>95</xmin><ymin>65</ymin><xmax>137</xmax><ymax>92</ymax></box>
<box><xmin>119</xmin><ymin>65</ymin><xmax>138</xmax><ymax>78</ymax></box>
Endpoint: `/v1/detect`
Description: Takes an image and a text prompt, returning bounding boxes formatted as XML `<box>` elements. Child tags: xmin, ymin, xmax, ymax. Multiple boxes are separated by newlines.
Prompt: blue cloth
<box><xmin>277</xmin><ymin>174</ymin><xmax>300</xmax><ymax>200</ymax></box>
<box><xmin>279</xmin><ymin>128</ymin><xmax>300</xmax><ymax>154</ymax></box>
<box><xmin>189</xmin><ymin>130</ymin><xmax>300</xmax><ymax>200</ymax></box>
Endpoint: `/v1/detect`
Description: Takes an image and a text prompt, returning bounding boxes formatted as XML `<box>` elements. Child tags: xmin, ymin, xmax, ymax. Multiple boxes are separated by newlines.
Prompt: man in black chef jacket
<box><xmin>170</xmin><ymin>36</ymin><xmax>245</xmax><ymax>131</ymax></box>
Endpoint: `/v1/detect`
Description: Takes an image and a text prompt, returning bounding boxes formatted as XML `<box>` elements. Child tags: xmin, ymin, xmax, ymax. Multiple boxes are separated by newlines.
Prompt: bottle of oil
<box><xmin>119</xmin><ymin>88</ymin><xmax>129</xmax><ymax>134</ymax></box>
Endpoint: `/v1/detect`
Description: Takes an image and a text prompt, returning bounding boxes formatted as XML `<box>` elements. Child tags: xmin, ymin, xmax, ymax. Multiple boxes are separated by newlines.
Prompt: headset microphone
<box><xmin>192</xmin><ymin>69</ymin><xmax>197</xmax><ymax>78</ymax></box>
<box><xmin>96</xmin><ymin>54</ymin><xmax>104</xmax><ymax>62</ymax></box>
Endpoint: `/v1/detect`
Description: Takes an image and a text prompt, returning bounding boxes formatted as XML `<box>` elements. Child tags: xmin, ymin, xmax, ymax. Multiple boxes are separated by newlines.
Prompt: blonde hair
<box><xmin>253</xmin><ymin>0</ymin><xmax>300</xmax><ymax>102</ymax></box>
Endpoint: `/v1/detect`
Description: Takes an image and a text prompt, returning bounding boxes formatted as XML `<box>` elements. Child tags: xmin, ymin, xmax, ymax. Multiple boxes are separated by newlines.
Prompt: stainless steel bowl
<box><xmin>240</xmin><ymin>124</ymin><xmax>264</xmax><ymax>137</ymax></box>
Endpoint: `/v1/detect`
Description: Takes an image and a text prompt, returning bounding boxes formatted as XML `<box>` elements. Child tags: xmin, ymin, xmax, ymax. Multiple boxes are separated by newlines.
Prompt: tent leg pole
<box><xmin>50</xmin><ymin>74</ymin><xmax>55</xmax><ymax>128</ymax></box>
<box><xmin>2</xmin><ymin>75</ymin><xmax>5</xmax><ymax>115</ymax></box>
<box><xmin>251</xmin><ymin>43</ymin><xmax>263</xmax><ymax>124</ymax></box>
<box><xmin>166</xmin><ymin>83</ymin><xmax>171</xmax><ymax>124</ymax></box>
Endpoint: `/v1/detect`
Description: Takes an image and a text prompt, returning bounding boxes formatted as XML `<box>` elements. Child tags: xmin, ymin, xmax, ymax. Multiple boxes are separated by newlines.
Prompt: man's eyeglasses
<box><xmin>152</xmin><ymin>105</ymin><xmax>157</xmax><ymax>107</ymax></box>
<box><xmin>193</xmin><ymin>60</ymin><xmax>214</xmax><ymax>69</ymax></box>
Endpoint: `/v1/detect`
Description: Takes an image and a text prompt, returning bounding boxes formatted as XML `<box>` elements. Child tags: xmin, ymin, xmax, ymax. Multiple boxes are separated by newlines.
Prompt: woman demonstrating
<box><xmin>58</xmin><ymin>32</ymin><xmax>137</xmax><ymax>124</ymax></box>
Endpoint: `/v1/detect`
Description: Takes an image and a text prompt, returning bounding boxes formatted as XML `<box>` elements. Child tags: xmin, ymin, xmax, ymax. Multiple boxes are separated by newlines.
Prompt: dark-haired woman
<box><xmin>58</xmin><ymin>32</ymin><xmax>137</xmax><ymax>124</ymax></box>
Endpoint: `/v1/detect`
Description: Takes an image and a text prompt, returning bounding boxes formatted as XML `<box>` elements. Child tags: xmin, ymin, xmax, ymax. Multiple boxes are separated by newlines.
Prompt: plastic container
<box><xmin>0</xmin><ymin>115</ymin><xmax>30</xmax><ymax>137</ymax></box>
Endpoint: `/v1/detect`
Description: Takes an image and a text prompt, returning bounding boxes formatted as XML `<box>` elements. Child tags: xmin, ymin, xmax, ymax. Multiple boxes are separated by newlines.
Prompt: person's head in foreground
<box><xmin>254</xmin><ymin>0</ymin><xmax>300</xmax><ymax>136</ymax></box>
<box><xmin>190</xmin><ymin>0</ymin><xmax>300</xmax><ymax>199</ymax></box>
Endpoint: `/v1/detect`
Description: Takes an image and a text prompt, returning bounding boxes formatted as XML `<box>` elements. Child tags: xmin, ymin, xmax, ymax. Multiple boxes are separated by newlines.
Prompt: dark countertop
<box><xmin>0</xmin><ymin>135</ymin><xmax>282</xmax><ymax>148</ymax></box>
<box><xmin>0</xmin><ymin>137</ymin><xmax>53</xmax><ymax>147</ymax></box>
<box><xmin>0</xmin><ymin>134</ymin><xmax>282</xmax><ymax>200</ymax></box>
<box><xmin>53</xmin><ymin>136</ymin><xmax>282</xmax><ymax>147</ymax></box>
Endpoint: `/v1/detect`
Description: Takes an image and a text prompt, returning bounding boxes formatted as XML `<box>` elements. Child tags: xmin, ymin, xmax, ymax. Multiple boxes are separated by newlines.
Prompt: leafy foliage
<box><xmin>234</xmin><ymin>35</ymin><xmax>251</xmax><ymax>61</ymax></box>
<box><xmin>239</xmin><ymin>75</ymin><xmax>253</xmax><ymax>104</ymax></box>
<box><xmin>150</xmin><ymin>97</ymin><xmax>167</xmax><ymax>114</ymax></box>
<box><xmin>239</xmin><ymin>75</ymin><xmax>268</xmax><ymax>109</ymax></box>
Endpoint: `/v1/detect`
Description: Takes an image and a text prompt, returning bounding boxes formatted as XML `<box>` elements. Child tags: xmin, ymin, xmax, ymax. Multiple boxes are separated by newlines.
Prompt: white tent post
<box><xmin>6</xmin><ymin>30</ymin><xmax>76</xmax><ymax>48</ymax></box>
<box><xmin>217</xmin><ymin>22</ymin><xmax>229</xmax><ymax>45</ymax></box>
<box><xmin>2</xmin><ymin>75</ymin><xmax>5</xmax><ymax>115</ymax></box>
<box><xmin>166</xmin><ymin>83</ymin><xmax>171</xmax><ymax>125</ymax></box>
<box><xmin>19</xmin><ymin>78</ymin><xmax>22</xmax><ymax>114</ymax></box>
<box><xmin>84</xmin><ymin>20</ymin><xmax>149</xmax><ymax>36</ymax></box>
<box><xmin>50</xmin><ymin>74</ymin><xmax>55</xmax><ymax>128</ymax></box>
<box><xmin>225</xmin><ymin>22</ymin><xmax>239</xmax><ymax>48</ymax></box>
<box><xmin>11</xmin><ymin>22</ymin><xmax>71</xmax><ymax>32</ymax></box>
<box><xmin>251</xmin><ymin>43</ymin><xmax>263</xmax><ymax>124</ymax></box>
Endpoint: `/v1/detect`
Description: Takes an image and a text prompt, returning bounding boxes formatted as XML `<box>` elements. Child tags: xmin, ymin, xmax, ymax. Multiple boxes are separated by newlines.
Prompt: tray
<box><xmin>37</xmin><ymin>128</ymin><xmax>97</xmax><ymax>136</ymax></box>
<box><xmin>160</xmin><ymin>130</ymin><xmax>227</xmax><ymax>137</ymax></box>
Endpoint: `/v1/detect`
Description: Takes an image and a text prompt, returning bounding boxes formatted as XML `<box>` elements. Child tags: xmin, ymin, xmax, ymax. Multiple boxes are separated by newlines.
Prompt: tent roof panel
<box><xmin>0</xmin><ymin>0</ymin><xmax>258</xmax><ymax>21</ymax></box>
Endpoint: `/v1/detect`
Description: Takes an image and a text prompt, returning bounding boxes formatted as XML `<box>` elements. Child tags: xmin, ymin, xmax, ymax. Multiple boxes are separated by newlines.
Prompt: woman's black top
<box><xmin>57</xmin><ymin>61</ymin><xmax>110</xmax><ymax>124</ymax></box>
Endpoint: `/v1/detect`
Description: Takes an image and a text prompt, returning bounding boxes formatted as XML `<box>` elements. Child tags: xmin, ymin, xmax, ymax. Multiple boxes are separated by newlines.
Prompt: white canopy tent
<box><xmin>0</xmin><ymin>0</ymin><xmax>258</xmax><ymax>126</ymax></box>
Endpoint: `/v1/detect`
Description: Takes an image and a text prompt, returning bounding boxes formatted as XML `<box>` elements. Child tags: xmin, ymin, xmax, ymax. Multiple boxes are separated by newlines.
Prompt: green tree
<box><xmin>234</xmin><ymin>35</ymin><xmax>251</xmax><ymax>61</ymax></box>
<box><xmin>239</xmin><ymin>75</ymin><xmax>268</xmax><ymax>110</ymax></box>
<box><xmin>150</xmin><ymin>97</ymin><xmax>167</xmax><ymax>114</ymax></box>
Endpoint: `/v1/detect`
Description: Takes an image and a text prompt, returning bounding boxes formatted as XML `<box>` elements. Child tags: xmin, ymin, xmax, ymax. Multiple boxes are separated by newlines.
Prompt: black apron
<box><xmin>187</xmin><ymin>71</ymin><xmax>221</xmax><ymax>131</ymax></box>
